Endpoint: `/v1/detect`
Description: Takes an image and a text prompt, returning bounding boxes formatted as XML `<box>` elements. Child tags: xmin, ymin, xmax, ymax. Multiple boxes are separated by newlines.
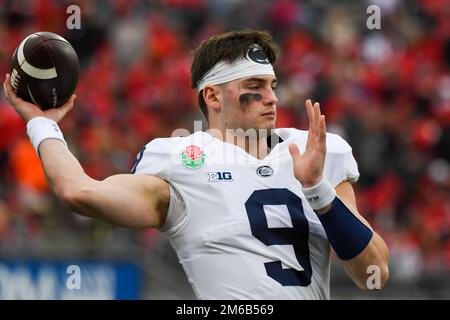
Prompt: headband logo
<box><xmin>246</xmin><ymin>46</ymin><xmax>270</xmax><ymax>65</ymax></box>
<box><xmin>197</xmin><ymin>45</ymin><xmax>274</xmax><ymax>91</ymax></box>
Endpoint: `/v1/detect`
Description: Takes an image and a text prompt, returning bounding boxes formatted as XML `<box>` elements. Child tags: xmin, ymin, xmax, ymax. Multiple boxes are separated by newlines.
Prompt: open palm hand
<box><xmin>289</xmin><ymin>99</ymin><xmax>327</xmax><ymax>188</ymax></box>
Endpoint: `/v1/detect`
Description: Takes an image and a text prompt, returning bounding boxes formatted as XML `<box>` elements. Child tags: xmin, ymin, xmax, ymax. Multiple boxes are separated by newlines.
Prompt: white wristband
<box><xmin>302</xmin><ymin>177</ymin><xmax>336</xmax><ymax>211</ymax></box>
<box><xmin>26</xmin><ymin>117</ymin><xmax>67</xmax><ymax>155</ymax></box>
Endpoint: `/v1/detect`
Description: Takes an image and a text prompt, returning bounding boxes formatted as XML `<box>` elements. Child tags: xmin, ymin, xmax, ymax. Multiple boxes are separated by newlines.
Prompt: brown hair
<box><xmin>191</xmin><ymin>29</ymin><xmax>279</xmax><ymax>120</ymax></box>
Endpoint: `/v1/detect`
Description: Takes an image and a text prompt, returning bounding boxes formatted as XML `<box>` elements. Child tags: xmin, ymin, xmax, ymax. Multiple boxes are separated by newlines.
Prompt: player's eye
<box><xmin>248</xmin><ymin>86</ymin><xmax>260</xmax><ymax>90</ymax></box>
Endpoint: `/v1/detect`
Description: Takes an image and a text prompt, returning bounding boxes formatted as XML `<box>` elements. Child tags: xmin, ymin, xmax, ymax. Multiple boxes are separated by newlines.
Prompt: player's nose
<box><xmin>264</xmin><ymin>87</ymin><xmax>278</xmax><ymax>106</ymax></box>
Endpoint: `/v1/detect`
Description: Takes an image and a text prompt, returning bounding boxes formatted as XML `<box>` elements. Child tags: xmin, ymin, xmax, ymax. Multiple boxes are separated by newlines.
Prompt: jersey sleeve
<box><xmin>159</xmin><ymin>183</ymin><xmax>189</xmax><ymax>235</ymax></box>
<box><xmin>323</xmin><ymin>133</ymin><xmax>360</xmax><ymax>187</ymax></box>
<box><xmin>131</xmin><ymin>138</ymin><xmax>172</xmax><ymax>179</ymax></box>
<box><xmin>131</xmin><ymin>138</ymin><xmax>188</xmax><ymax>233</ymax></box>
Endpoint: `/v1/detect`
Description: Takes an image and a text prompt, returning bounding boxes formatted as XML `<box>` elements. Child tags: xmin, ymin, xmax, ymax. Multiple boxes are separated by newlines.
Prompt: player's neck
<box><xmin>207</xmin><ymin>128</ymin><xmax>270</xmax><ymax>160</ymax></box>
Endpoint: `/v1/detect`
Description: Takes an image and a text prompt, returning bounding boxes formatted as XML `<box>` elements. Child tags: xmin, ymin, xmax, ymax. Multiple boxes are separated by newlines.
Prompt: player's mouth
<box><xmin>261</xmin><ymin>111</ymin><xmax>276</xmax><ymax>117</ymax></box>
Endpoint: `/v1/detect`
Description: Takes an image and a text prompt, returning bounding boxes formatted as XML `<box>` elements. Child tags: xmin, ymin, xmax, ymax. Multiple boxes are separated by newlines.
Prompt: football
<box><xmin>10</xmin><ymin>31</ymin><xmax>79</xmax><ymax>110</ymax></box>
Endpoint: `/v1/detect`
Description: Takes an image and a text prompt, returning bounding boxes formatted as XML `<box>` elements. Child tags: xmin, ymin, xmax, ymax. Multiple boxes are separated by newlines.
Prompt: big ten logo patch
<box><xmin>208</xmin><ymin>172</ymin><xmax>233</xmax><ymax>182</ymax></box>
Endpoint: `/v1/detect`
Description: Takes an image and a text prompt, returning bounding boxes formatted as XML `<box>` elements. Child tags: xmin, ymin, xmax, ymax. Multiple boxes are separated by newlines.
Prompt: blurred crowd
<box><xmin>0</xmin><ymin>0</ymin><xmax>449</xmax><ymax>278</ymax></box>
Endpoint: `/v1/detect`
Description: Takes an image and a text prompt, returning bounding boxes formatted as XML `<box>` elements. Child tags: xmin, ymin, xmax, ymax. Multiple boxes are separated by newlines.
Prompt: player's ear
<box><xmin>203</xmin><ymin>85</ymin><xmax>221</xmax><ymax>113</ymax></box>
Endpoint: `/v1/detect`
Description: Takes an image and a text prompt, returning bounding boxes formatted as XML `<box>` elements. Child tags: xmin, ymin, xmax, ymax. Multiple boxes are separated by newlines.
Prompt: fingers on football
<box><xmin>4</xmin><ymin>73</ymin><xmax>23</xmax><ymax>108</ymax></box>
<box><xmin>48</xmin><ymin>94</ymin><xmax>76</xmax><ymax>120</ymax></box>
<box><xmin>3</xmin><ymin>74</ymin><xmax>13</xmax><ymax>105</ymax></box>
<box><xmin>63</xmin><ymin>94</ymin><xmax>76</xmax><ymax>111</ymax></box>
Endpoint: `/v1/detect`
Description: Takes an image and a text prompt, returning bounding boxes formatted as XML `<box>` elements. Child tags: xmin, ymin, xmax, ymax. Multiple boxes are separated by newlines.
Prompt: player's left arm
<box><xmin>289</xmin><ymin>99</ymin><xmax>389</xmax><ymax>290</ymax></box>
<box><xmin>335</xmin><ymin>181</ymin><xmax>389</xmax><ymax>289</ymax></box>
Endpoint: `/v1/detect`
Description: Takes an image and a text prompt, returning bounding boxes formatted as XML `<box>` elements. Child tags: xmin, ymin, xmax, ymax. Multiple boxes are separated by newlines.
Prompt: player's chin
<box><xmin>256</xmin><ymin>117</ymin><xmax>276</xmax><ymax>130</ymax></box>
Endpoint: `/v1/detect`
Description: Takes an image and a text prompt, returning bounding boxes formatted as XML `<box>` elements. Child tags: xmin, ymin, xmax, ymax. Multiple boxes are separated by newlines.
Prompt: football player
<box><xmin>3</xmin><ymin>29</ymin><xmax>388</xmax><ymax>299</ymax></box>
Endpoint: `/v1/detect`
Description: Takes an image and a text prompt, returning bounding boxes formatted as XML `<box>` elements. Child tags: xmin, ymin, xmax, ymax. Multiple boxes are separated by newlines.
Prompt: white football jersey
<box><xmin>133</xmin><ymin>128</ymin><xmax>359</xmax><ymax>300</ymax></box>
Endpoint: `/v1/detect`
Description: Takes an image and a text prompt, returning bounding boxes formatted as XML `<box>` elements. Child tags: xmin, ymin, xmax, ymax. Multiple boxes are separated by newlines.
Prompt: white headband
<box><xmin>197</xmin><ymin>45</ymin><xmax>275</xmax><ymax>92</ymax></box>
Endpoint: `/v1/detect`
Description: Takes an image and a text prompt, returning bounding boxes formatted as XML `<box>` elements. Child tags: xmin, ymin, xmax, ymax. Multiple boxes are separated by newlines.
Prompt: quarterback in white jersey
<box><xmin>4</xmin><ymin>29</ymin><xmax>389</xmax><ymax>300</ymax></box>
<box><xmin>133</xmin><ymin>129</ymin><xmax>359</xmax><ymax>299</ymax></box>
